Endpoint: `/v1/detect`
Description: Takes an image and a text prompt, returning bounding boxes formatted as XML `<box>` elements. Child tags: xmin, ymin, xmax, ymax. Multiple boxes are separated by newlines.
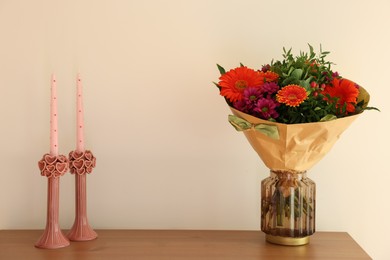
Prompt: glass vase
<box><xmin>261</xmin><ymin>170</ymin><xmax>315</xmax><ymax>246</ymax></box>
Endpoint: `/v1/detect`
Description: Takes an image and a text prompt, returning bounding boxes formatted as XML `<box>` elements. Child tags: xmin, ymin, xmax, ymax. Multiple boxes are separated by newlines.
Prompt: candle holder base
<box><xmin>35</xmin><ymin>229</ymin><xmax>70</xmax><ymax>249</ymax></box>
<box><xmin>67</xmin><ymin>222</ymin><xmax>98</xmax><ymax>241</ymax></box>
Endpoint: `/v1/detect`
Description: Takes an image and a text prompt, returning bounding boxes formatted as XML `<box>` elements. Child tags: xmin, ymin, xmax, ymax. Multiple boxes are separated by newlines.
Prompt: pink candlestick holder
<box><xmin>67</xmin><ymin>150</ymin><xmax>97</xmax><ymax>241</ymax></box>
<box><xmin>36</xmin><ymin>154</ymin><xmax>70</xmax><ymax>249</ymax></box>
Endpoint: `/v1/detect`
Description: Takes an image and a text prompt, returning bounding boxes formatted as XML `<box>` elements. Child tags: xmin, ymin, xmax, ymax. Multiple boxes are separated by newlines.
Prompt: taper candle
<box><xmin>68</xmin><ymin>74</ymin><xmax>98</xmax><ymax>241</ymax></box>
<box><xmin>35</xmin><ymin>74</ymin><xmax>70</xmax><ymax>249</ymax></box>
<box><xmin>50</xmin><ymin>74</ymin><xmax>59</xmax><ymax>156</ymax></box>
<box><xmin>76</xmin><ymin>74</ymin><xmax>85</xmax><ymax>152</ymax></box>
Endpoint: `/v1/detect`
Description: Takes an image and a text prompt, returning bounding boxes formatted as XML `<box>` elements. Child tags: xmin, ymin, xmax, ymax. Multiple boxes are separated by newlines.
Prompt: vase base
<box><xmin>265</xmin><ymin>234</ymin><xmax>309</xmax><ymax>246</ymax></box>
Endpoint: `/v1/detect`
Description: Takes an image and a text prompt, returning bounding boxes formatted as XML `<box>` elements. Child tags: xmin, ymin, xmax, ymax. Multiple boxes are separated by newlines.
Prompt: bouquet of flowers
<box><xmin>214</xmin><ymin>45</ymin><xmax>377</xmax><ymax>245</ymax></box>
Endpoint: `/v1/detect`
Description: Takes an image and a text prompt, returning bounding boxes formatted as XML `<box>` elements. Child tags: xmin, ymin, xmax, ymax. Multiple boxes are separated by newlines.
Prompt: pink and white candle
<box><xmin>50</xmin><ymin>74</ymin><xmax>59</xmax><ymax>156</ymax></box>
<box><xmin>76</xmin><ymin>74</ymin><xmax>85</xmax><ymax>152</ymax></box>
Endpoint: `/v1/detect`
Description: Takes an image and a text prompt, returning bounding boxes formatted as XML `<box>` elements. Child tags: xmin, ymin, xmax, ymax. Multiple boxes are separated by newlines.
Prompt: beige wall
<box><xmin>1</xmin><ymin>0</ymin><xmax>389</xmax><ymax>259</ymax></box>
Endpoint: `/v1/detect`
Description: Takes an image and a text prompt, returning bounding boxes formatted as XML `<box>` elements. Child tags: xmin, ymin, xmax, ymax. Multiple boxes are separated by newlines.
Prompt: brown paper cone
<box><xmin>230</xmin><ymin>107</ymin><xmax>361</xmax><ymax>172</ymax></box>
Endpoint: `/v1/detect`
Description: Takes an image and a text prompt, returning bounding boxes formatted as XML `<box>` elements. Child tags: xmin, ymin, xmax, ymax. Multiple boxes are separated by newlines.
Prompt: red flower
<box><xmin>258</xmin><ymin>71</ymin><xmax>279</xmax><ymax>83</ymax></box>
<box><xmin>276</xmin><ymin>85</ymin><xmax>308</xmax><ymax>107</ymax></box>
<box><xmin>218</xmin><ymin>67</ymin><xmax>264</xmax><ymax>103</ymax></box>
<box><xmin>322</xmin><ymin>78</ymin><xmax>359</xmax><ymax>114</ymax></box>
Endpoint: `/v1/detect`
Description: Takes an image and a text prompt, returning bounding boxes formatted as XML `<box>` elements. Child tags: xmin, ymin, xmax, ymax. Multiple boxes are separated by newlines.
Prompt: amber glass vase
<box><xmin>261</xmin><ymin>170</ymin><xmax>315</xmax><ymax>246</ymax></box>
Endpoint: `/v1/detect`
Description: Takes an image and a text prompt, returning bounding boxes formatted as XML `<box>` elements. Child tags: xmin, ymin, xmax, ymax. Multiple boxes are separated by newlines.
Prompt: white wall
<box><xmin>1</xmin><ymin>0</ymin><xmax>389</xmax><ymax>258</ymax></box>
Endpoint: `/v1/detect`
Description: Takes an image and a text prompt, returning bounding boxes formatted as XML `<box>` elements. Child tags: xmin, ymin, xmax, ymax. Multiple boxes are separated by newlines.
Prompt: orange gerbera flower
<box><xmin>276</xmin><ymin>85</ymin><xmax>308</xmax><ymax>107</ymax></box>
<box><xmin>322</xmin><ymin>78</ymin><xmax>359</xmax><ymax>113</ymax></box>
<box><xmin>258</xmin><ymin>71</ymin><xmax>279</xmax><ymax>83</ymax></box>
<box><xmin>218</xmin><ymin>66</ymin><xmax>264</xmax><ymax>102</ymax></box>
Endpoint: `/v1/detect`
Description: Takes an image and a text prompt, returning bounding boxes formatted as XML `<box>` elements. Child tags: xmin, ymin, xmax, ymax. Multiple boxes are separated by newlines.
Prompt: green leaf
<box><xmin>287</xmin><ymin>66</ymin><xmax>295</xmax><ymax>75</ymax></box>
<box><xmin>299</xmin><ymin>79</ymin><xmax>310</xmax><ymax>89</ymax></box>
<box><xmin>282</xmin><ymin>76</ymin><xmax>298</xmax><ymax>86</ymax></box>
<box><xmin>364</xmin><ymin>106</ymin><xmax>380</xmax><ymax>112</ymax></box>
<box><xmin>217</xmin><ymin>64</ymin><xmax>226</xmax><ymax>75</ymax></box>
<box><xmin>291</xmin><ymin>68</ymin><xmax>303</xmax><ymax>79</ymax></box>
<box><xmin>320</xmin><ymin>114</ymin><xmax>337</xmax><ymax>122</ymax></box>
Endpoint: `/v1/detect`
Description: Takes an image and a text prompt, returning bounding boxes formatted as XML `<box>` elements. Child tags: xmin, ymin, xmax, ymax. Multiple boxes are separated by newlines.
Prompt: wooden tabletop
<box><xmin>0</xmin><ymin>230</ymin><xmax>371</xmax><ymax>260</ymax></box>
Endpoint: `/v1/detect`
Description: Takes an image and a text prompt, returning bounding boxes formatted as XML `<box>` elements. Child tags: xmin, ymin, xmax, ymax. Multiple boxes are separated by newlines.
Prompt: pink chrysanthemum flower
<box><xmin>254</xmin><ymin>97</ymin><xmax>279</xmax><ymax>120</ymax></box>
<box><xmin>233</xmin><ymin>87</ymin><xmax>262</xmax><ymax>114</ymax></box>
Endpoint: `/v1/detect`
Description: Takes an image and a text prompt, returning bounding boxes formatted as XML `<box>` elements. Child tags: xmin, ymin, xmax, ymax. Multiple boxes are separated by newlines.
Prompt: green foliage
<box><xmin>216</xmin><ymin>64</ymin><xmax>226</xmax><ymax>75</ymax></box>
<box><xmin>269</xmin><ymin>45</ymin><xmax>343</xmax><ymax>123</ymax></box>
<box><xmin>215</xmin><ymin>45</ymin><xmax>378</xmax><ymax>124</ymax></box>
<box><xmin>277</xmin><ymin>92</ymin><xmax>338</xmax><ymax>123</ymax></box>
<box><xmin>270</xmin><ymin>44</ymin><xmax>334</xmax><ymax>90</ymax></box>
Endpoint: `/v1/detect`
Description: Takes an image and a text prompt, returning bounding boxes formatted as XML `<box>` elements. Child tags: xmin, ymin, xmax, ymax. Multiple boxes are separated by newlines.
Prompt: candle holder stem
<box><xmin>67</xmin><ymin>174</ymin><xmax>97</xmax><ymax>241</ymax></box>
<box><xmin>35</xmin><ymin>177</ymin><xmax>70</xmax><ymax>249</ymax></box>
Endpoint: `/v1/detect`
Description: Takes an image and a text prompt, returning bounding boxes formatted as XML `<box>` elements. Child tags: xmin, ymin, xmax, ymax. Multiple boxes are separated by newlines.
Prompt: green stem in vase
<box><xmin>273</xmin><ymin>189</ymin><xmax>284</xmax><ymax>226</ymax></box>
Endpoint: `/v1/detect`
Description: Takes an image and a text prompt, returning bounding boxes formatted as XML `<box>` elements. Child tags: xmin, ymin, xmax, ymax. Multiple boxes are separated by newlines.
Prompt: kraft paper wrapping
<box><xmin>230</xmin><ymin>108</ymin><xmax>361</xmax><ymax>172</ymax></box>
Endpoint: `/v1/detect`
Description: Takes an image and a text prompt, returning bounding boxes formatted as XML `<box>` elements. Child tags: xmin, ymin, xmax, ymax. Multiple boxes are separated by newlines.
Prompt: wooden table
<box><xmin>0</xmin><ymin>230</ymin><xmax>371</xmax><ymax>260</ymax></box>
